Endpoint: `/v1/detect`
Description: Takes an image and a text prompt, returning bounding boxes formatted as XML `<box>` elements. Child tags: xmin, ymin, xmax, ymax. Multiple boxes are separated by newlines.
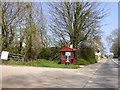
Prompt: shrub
<box><xmin>50</xmin><ymin>47</ymin><xmax>60</xmax><ymax>60</ymax></box>
<box><xmin>78</xmin><ymin>42</ymin><xmax>97</xmax><ymax>64</ymax></box>
<box><xmin>76</xmin><ymin>58</ymin><xmax>90</xmax><ymax>65</ymax></box>
<box><xmin>38</xmin><ymin>47</ymin><xmax>60</xmax><ymax>60</ymax></box>
<box><xmin>38</xmin><ymin>48</ymin><xmax>51</xmax><ymax>60</ymax></box>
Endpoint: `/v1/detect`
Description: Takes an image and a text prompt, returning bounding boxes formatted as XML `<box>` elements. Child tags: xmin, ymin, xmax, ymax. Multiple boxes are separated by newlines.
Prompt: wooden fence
<box><xmin>0</xmin><ymin>52</ymin><xmax>24</xmax><ymax>61</ymax></box>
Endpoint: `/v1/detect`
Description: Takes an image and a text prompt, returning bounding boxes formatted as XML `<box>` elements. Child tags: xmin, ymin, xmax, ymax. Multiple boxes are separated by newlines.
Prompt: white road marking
<box><xmin>88</xmin><ymin>81</ymin><xmax>93</xmax><ymax>83</ymax></box>
<box><xmin>111</xmin><ymin>59</ymin><xmax>119</xmax><ymax>65</ymax></box>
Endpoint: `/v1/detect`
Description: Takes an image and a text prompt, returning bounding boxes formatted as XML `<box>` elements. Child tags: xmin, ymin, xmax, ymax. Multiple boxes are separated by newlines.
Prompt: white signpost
<box><xmin>65</xmin><ymin>52</ymin><xmax>71</xmax><ymax>56</ymax></box>
<box><xmin>65</xmin><ymin>52</ymin><xmax>71</xmax><ymax>65</ymax></box>
<box><xmin>70</xmin><ymin>44</ymin><xmax>73</xmax><ymax>48</ymax></box>
<box><xmin>1</xmin><ymin>51</ymin><xmax>9</xmax><ymax>60</ymax></box>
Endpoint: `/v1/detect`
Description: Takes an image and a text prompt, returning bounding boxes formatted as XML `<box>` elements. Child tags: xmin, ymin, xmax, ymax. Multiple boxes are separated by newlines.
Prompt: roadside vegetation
<box><xmin>106</xmin><ymin>29</ymin><xmax>118</xmax><ymax>58</ymax></box>
<box><xmin>2</xmin><ymin>59</ymin><xmax>80</xmax><ymax>69</ymax></box>
<box><xmin>1</xmin><ymin>2</ymin><xmax>106</xmax><ymax>68</ymax></box>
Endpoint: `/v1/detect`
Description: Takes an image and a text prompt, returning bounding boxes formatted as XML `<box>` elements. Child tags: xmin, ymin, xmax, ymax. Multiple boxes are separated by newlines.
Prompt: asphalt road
<box><xmin>0</xmin><ymin>58</ymin><xmax>118</xmax><ymax>88</ymax></box>
<box><xmin>84</xmin><ymin>58</ymin><xmax>118</xmax><ymax>88</ymax></box>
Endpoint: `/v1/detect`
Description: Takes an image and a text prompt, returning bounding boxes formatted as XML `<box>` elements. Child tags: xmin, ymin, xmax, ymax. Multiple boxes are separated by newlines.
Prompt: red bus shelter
<box><xmin>60</xmin><ymin>47</ymin><xmax>77</xmax><ymax>64</ymax></box>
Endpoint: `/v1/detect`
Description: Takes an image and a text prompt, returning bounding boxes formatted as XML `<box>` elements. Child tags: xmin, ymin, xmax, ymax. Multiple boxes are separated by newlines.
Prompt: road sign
<box><xmin>65</xmin><ymin>52</ymin><xmax>71</xmax><ymax>56</ymax></box>
<box><xmin>1</xmin><ymin>51</ymin><xmax>9</xmax><ymax>60</ymax></box>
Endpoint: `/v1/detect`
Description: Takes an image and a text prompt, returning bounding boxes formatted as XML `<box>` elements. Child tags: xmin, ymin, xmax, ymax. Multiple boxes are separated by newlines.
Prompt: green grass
<box><xmin>2</xmin><ymin>59</ymin><xmax>80</xmax><ymax>69</ymax></box>
<box><xmin>76</xmin><ymin>58</ymin><xmax>97</xmax><ymax>65</ymax></box>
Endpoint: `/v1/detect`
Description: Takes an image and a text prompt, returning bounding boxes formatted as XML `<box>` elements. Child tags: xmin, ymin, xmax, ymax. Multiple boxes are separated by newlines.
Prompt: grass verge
<box><xmin>76</xmin><ymin>58</ymin><xmax>97</xmax><ymax>65</ymax></box>
<box><xmin>2</xmin><ymin>59</ymin><xmax>80</xmax><ymax>69</ymax></box>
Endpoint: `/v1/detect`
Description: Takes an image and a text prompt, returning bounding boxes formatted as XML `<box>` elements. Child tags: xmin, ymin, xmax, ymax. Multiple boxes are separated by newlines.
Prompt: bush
<box><xmin>38</xmin><ymin>47</ymin><xmax>60</xmax><ymax>60</ymax></box>
<box><xmin>76</xmin><ymin>58</ymin><xmax>90</xmax><ymax>65</ymax></box>
<box><xmin>49</xmin><ymin>47</ymin><xmax>60</xmax><ymax>60</ymax></box>
<box><xmin>78</xmin><ymin>42</ymin><xmax>97</xmax><ymax>64</ymax></box>
<box><xmin>38</xmin><ymin>48</ymin><xmax>51</xmax><ymax>60</ymax></box>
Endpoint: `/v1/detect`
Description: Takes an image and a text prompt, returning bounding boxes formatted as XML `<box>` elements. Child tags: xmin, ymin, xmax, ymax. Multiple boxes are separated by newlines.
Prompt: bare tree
<box><xmin>49</xmin><ymin>2</ymin><xmax>106</xmax><ymax>49</ymax></box>
<box><xmin>1</xmin><ymin>2</ymin><xmax>27</xmax><ymax>51</ymax></box>
<box><xmin>32</xmin><ymin>2</ymin><xmax>48</xmax><ymax>48</ymax></box>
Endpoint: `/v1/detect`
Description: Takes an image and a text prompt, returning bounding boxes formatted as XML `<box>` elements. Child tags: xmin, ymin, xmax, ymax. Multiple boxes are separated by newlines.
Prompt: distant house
<box><xmin>93</xmin><ymin>41</ymin><xmax>103</xmax><ymax>60</ymax></box>
<box><xmin>95</xmin><ymin>50</ymin><xmax>102</xmax><ymax>60</ymax></box>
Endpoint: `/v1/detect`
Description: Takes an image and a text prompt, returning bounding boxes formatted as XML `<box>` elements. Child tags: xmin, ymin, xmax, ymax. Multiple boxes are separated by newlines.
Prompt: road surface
<box><xmin>0</xmin><ymin>58</ymin><xmax>118</xmax><ymax>88</ymax></box>
<box><xmin>84</xmin><ymin>58</ymin><xmax>118</xmax><ymax>88</ymax></box>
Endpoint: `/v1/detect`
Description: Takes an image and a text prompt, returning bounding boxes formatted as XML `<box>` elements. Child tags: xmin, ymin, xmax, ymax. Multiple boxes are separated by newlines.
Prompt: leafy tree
<box><xmin>107</xmin><ymin>29</ymin><xmax>118</xmax><ymax>57</ymax></box>
<box><xmin>22</xmin><ymin>3</ymin><xmax>42</xmax><ymax>60</ymax></box>
<box><xmin>78</xmin><ymin>42</ymin><xmax>97</xmax><ymax>63</ymax></box>
<box><xmin>1</xmin><ymin>2</ymin><xmax>48</xmax><ymax>60</ymax></box>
